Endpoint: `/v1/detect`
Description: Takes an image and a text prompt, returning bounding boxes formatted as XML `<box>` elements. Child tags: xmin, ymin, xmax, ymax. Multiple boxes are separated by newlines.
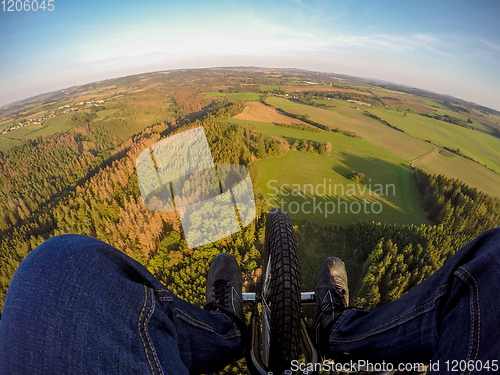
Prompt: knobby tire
<box><xmin>263</xmin><ymin>208</ymin><xmax>302</xmax><ymax>373</ymax></box>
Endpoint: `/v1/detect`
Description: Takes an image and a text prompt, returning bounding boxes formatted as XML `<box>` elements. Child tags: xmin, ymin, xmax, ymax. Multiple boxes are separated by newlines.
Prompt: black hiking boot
<box><xmin>313</xmin><ymin>257</ymin><xmax>349</xmax><ymax>358</ymax></box>
<box><xmin>204</xmin><ymin>252</ymin><xmax>247</xmax><ymax>357</ymax></box>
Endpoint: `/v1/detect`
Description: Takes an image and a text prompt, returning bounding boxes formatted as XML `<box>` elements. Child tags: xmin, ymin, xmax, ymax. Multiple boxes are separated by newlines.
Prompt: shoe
<box><xmin>313</xmin><ymin>257</ymin><xmax>349</xmax><ymax>357</ymax></box>
<box><xmin>204</xmin><ymin>253</ymin><xmax>247</xmax><ymax>356</ymax></box>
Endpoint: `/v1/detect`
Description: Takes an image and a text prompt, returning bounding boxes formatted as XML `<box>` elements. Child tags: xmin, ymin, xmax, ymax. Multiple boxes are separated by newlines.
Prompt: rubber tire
<box><xmin>263</xmin><ymin>208</ymin><xmax>302</xmax><ymax>373</ymax></box>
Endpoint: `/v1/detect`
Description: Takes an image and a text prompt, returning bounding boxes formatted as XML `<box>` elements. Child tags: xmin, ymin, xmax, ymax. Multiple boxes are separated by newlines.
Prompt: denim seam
<box><xmin>455</xmin><ymin>267</ymin><xmax>480</xmax><ymax>375</ymax></box>
<box><xmin>155</xmin><ymin>289</ymin><xmax>173</xmax><ymax>301</ymax></box>
<box><xmin>174</xmin><ymin>308</ymin><xmax>240</xmax><ymax>340</ymax></box>
<box><xmin>138</xmin><ymin>286</ymin><xmax>163</xmax><ymax>375</ymax></box>
<box><xmin>138</xmin><ymin>286</ymin><xmax>155</xmax><ymax>375</ymax></box>
<box><xmin>145</xmin><ymin>289</ymin><xmax>163</xmax><ymax>374</ymax></box>
<box><xmin>333</xmin><ymin>283</ymin><xmax>448</xmax><ymax>343</ymax></box>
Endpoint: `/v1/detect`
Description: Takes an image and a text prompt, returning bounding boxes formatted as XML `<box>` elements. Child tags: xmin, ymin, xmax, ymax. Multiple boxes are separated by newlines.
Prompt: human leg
<box><xmin>0</xmin><ymin>234</ymin><xmax>241</xmax><ymax>374</ymax></box>
<box><xmin>319</xmin><ymin>228</ymin><xmax>500</xmax><ymax>372</ymax></box>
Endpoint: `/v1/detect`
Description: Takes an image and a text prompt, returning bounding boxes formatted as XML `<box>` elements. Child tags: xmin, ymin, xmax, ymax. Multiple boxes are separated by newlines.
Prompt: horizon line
<box><xmin>1</xmin><ymin>66</ymin><xmax>498</xmax><ymax>114</ymax></box>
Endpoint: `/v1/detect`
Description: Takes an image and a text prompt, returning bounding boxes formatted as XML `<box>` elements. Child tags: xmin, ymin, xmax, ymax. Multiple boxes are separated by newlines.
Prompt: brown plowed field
<box><xmin>233</xmin><ymin>101</ymin><xmax>312</xmax><ymax>126</ymax></box>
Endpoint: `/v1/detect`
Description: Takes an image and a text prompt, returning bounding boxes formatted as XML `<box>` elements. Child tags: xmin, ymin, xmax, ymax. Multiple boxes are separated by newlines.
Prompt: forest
<box><xmin>354</xmin><ymin>168</ymin><xmax>500</xmax><ymax>309</ymax></box>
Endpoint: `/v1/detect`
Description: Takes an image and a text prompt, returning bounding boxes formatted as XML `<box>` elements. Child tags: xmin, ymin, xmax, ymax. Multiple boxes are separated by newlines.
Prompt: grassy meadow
<box><xmin>264</xmin><ymin>96</ymin><xmax>500</xmax><ymax>198</ymax></box>
<box><xmin>265</xmin><ymin>96</ymin><xmax>433</xmax><ymax>161</ymax></box>
<box><xmin>203</xmin><ymin>92</ymin><xmax>262</xmax><ymax>101</ymax></box>
<box><xmin>368</xmin><ymin>107</ymin><xmax>500</xmax><ymax>173</ymax></box>
<box><xmin>231</xmin><ymin>92</ymin><xmax>500</xmax><ymax>299</ymax></box>
<box><xmin>229</xmin><ymin>119</ymin><xmax>430</xmax><ymax>226</ymax></box>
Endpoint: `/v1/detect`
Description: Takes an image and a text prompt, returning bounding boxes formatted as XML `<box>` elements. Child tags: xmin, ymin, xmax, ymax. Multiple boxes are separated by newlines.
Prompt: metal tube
<box><xmin>243</xmin><ymin>292</ymin><xmax>316</xmax><ymax>303</ymax></box>
<box><xmin>300</xmin><ymin>292</ymin><xmax>316</xmax><ymax>304</ymax></box>
<box><xmin>242</xmin><ymin>292</ymin><xmax>256</xmax><ymax>302</ymax></box>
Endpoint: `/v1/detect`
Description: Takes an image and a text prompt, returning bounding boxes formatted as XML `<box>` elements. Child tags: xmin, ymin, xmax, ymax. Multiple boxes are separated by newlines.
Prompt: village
<box><xmin>1</xmin><ymin>99</ymin><xmax>105</xmax><ymax>135</ymax></box>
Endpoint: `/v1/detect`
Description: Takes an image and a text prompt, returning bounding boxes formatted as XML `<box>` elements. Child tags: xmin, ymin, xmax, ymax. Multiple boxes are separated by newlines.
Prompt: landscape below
<box><xmin>1</xmin><ymin>67</ymin><xmax>499</xmax><ymax>374</ymax></box>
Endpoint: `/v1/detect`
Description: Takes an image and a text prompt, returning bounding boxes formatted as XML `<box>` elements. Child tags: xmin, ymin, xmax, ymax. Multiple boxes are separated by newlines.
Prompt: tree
<box><xmin>349</xmin><ymin>171</ymin><xmax>365</xmax><ymax>183</ymax></box>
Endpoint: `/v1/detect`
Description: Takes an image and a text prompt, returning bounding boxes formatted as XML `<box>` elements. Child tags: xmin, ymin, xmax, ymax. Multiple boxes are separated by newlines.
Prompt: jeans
<box><xmin>0</xmin><ymin>234</ymin><xmax>241</xmax><ymax>374</ymax></box>
<box><xmin>329</xmin><ymin>227</ymin><xmax>500</xmax><ymax>374</ymax></box>
<box><xmin>1</xmin><ymin>229</ymin><xmax>499</xmax><ymax>374</ymax></box>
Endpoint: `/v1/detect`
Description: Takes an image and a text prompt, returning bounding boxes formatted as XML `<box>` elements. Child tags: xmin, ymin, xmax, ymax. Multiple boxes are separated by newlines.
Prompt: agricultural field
<box><xmin>229</xmin><ymin>118</ymin><xmax>430</xmax><ymax>226</ymax></box>
<box><xmin>0</xmin><ymin>118</ymin><xmax>17</xmax><ymax>131</ymax></box>
<box><xmin>232</xmin><ymin>101</ymin><xmax>311</xmax><ymax>126</ymax></box>
<box><xmin>0</xmin><ymin>112</ymin><xmax>77</xmax><ymax>152</ymax></box>
<box><xmin>203</xmin><ymin>92</ymin><xmax>262</xmax><ymax>101</ymax></box>
<box><xmin>416</xmin><ymin>150</ymin><xmax>500</xmax><ymax>198</ymax></box>
<box><xmin>264</xmin><ymin>96</ymin><xmax>500</xmax><ymax>198</ymax></box>
<box><xmin>42</xmin><ymin>111</ymin><xmax>81</xmax><ymax>130</ymax></box>
<box><xmin>259</xmin><ymin>84</ymin><xmax>279</xmax><ymax>91</ymax></box>
<box><xmin>279</xmin><ymin>85</ymin><xmax>371</xmax><ymax>95</ymax></box>
<box><xmin>265</xmin><ymin>96</ymin><xmax>432</xmax><ymax>161</ymax></box>
<box><xmin>94</xmin><ymin>108</ymin><xmax>119</xmax><ymax>120</ymax></box>
<box><xmin>367</xmin><ymin>107</ymin><xmax>500</xmax><ymax>172</ymax></box>
<box><xmin>229</xmin><ymin>87</ymin><xmax>500</xmax><ymax>300</ymax></box>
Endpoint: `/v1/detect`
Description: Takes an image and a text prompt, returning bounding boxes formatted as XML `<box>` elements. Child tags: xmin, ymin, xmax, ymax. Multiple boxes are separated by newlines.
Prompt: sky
<box><xmin>1</xmin><ymin>0</ymin><xmax>499</xmax><ymax>110</ymax></box>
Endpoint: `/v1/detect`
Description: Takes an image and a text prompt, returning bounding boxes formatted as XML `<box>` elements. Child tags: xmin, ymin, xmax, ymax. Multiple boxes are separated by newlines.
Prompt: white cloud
<box><xmin>480</xmin><ymin>39</ymin><xmax>500</xmax><ymax>53</ymax></box>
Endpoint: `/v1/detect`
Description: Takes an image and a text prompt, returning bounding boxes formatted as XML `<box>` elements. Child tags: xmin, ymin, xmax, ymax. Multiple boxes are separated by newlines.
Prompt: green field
<box><xmin>0</xmin><ymin>112</ymin><xmax>78</xmax><ymax>152</ymax></box>
<box><xmin>42</xmin><ymin>112</ymin><xmax>78</xmax><ymax>130</ymax></box>
<box><xmin>95</xmin><ymin>108</ymin><xmax>119</xmax><ymax>120</ymax></box>
<box><xmin>0</xmin><ymin>119</ymin><xmax>17</xmax><ymax>131</ymax></box>
<box><xmin>415</xmin><ymin>151</ymin><xmax>500</xmax><ymax>198</ymax></box>
<box><xmin>264</xmin><ymin>96</ymin><xmax>500</xmax><ymax>198</ymax></box>
<box><xmin>368</xmin><ymin>107</ymin><xmax>500</xmax><ymax>173</ymax></box>
<box><xmin>0</xmin><ymin>134</ymin><xmax>25</xmax><ymax>151</ymax></box>
<box><xmin>259</xmin><ymin>84</ymin><xmax>279</xmax><ymax>91</ymax></box>
<box><xmin>266</xmin><ymin>96</ymin><xmax>432</xmax><ymax>161</ymax></box>
<box><xmin>203</xmin><ymin>92</ymin><xmax>262</xmax><ymax>101</ymax></box>
<box><xmin>229</xmin><ymin>119</ymin><xmax>429</xmax><ymax>226</ymax></box>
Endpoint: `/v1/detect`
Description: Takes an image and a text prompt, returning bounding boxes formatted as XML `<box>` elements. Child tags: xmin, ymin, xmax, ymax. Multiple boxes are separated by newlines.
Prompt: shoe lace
<box><xmin>320</xmin><ymin>285</ymin><xmax>347</xmax><ymax>312</ymax></box>
<box><xmin>208</xmin><ymin>279</ymin><xmax>230</xmax><ymax>306</ymax></box>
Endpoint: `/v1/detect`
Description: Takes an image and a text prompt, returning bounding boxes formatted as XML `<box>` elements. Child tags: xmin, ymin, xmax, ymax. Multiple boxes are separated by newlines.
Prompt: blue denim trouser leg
<box><xmin>330</xmin><ymin>227</ymin><xmax>500</xmax><ymax>374</ymax></box>
<box><xmin>0</xmin><ymin>234</ymin><xmax>241</xmax><ymax>374</ymax></box>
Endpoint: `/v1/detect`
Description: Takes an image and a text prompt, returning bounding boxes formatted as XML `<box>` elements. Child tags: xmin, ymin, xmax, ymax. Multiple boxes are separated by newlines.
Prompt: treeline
<box><xmin>173</xmin><ymin>88</ymin><xmax>213</xmax><ymax>117</ymax></box>
<box><xmin>218</xmin><ymin>84</ymin><xmax>261</xmax><ymax>93</ymax></box>
<box><xmin>292</xmin><ymin>90</ymin><xmax>379</xmax><ymax>106</ymax></box>
<box><xmin>289</xmin><ymin>139</ymin><xmax>332</xmax><ymax>155</ymax></box>
<box><xmin>422</xmin><ymin>112</ymin><xmax>474</xmax><ymax>130</ymax></box>
<box><xmin>241</xmin><ymin>124</ymin><xmax>332</xmax><ymax>158</ymax></box>
<box><xmin>271</xmin><ymin>105</ymin><xmax>361</xmax><ymax>138</ymax></box>
<box><xmin>331</xmin><ymin>127</ymin><xmax>361</xmax><ymax>138</ymax></box>
<box><xmin>354</xmin><ymin>169</ymin><xmax>500</xmax><ymax>310</ymax></box>
<box><xmin>65</xmin><ymin>112</ymin><xmax>97</xmax><ymax>126</ymax></box>
<box><xmin>363</xmin><ymin>110</ymin><xmax>405</xmax><ymax>132</ymax></box>
<box><xmin>276</xmin><ymin>123</ymin><xmax>321</xmax><ymax>133</ymax></box>
<box><xmin>415</xmin><ymin>168</ymin><xmax>500</xmax><ymax>234</ymax></box>
<box><xmin>440</xmin><ymin>146</ymin><xmax>498</xmax><ymax>174</ymax></box>
<box><xmin>274</xmin><ymin>107</ymin><xmax>329</xmax><ymax>131</ymax></box>
<box><xmin>204</xmin><ymin>98</ymin><xmax>245</xmax><ymax>119</ymax></box>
